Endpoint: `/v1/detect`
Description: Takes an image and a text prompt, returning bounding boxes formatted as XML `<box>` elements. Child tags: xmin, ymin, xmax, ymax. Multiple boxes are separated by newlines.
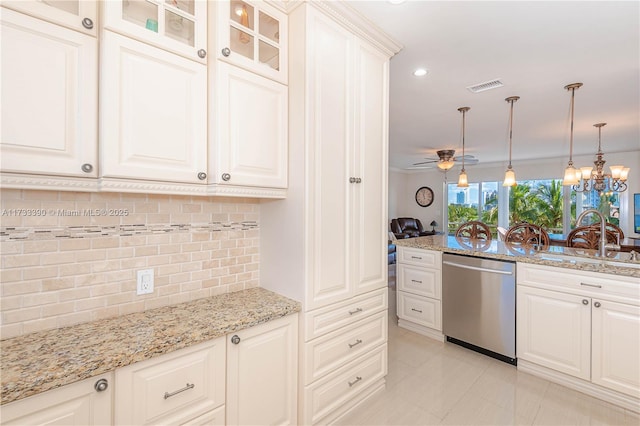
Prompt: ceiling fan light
<box><xmin>503</xmin><ymin>167</ymin><xmax>516</xmax><ymax>187</ymax></box>
<box><xmin>457</xmin><ymin>169</ymin><xmax>469</xmax><ymax>187</ymax></box>
<box><xmin>437</xmin><ymin>160</ymin><xmax>455</xmax><ymax>170</ymax></box>
<box><xmin>562</xmin><ymin>164</ymin><xmax>579</xmax><ymax>186</ymax></box>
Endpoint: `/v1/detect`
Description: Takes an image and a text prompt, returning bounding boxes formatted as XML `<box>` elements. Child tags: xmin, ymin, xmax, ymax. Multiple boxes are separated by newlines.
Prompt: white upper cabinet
<box><xmin>100</xmin><ymin>30</ymin><xmax>207</xmax><ymax>184</ymax></box>
<box><xmin>214</xmin><ymin>0</ymin><xmax>287</xmax><ymax>84</ymax></box>
<box><xmin>103</xmin><ymin>0</ymin><xmax>207</xmax><ymax>63</ymax></box>
<box><xmin>0</xmin><ymin>8</ymin><xmax>98</xmax><ymax>178</ymax></box>
<box><xmin>2</xmin><ymin>0</ymin><xmax>97</xmax><ymax>36</ymax></box>
<box><xmin>211</xmin><ymin>62</ymin><xmax>288</xmax><ymax>189</ymax></box>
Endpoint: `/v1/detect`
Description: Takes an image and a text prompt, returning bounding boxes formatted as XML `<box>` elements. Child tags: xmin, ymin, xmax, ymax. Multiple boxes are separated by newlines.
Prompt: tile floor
<box><xmin>336</xmin><ymin>287</ymin><xmax>640</xmax><ymax>426</ymax></box>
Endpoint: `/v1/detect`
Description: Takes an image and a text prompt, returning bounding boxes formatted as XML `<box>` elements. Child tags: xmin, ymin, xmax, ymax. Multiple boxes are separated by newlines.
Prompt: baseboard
<box><xmin>397</xmin><ymin>319</ymin><xmax>445</xmax><ymax>342</ymax></box>
<box><xmin>518</xmin><ymin>359</ymin><xmax>640</xmax><ymax>413</ymax></box>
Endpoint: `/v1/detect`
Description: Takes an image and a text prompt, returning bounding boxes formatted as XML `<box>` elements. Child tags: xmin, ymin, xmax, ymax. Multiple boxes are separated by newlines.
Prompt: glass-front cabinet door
<box><xmin>103</xmin><ymin>0</ymin><xmax>207</xmax><ymax>63</ymax></box>
<box><xmin>1</xmin><ymin>0</ymin><xmax>97</xmax><ymax>36</ymax></box>
<box><xmin>216</xmin><ymin>0</ymin><xmax>287</xmax><ymax>84</ymax></box>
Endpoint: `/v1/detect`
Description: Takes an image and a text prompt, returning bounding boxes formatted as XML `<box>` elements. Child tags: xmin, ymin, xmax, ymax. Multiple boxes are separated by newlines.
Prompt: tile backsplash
<box><xmin>0</xmin><ymin>189</ymin><xmax>261</xmax><ymax>339</ymax></box>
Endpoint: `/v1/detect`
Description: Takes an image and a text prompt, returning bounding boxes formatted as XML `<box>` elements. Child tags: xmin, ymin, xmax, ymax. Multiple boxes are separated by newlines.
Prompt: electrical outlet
<box><xmin>136</xmin><ymin>269</ymin><xmax>154</xmax><ymax>295</ymax></box>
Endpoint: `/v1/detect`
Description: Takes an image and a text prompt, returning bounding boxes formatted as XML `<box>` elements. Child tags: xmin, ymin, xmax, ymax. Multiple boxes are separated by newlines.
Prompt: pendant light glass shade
<box><xmin>457</xmin><ymin>106</ymin><xmax>470</xmax><ymax>188</ymax></box>
<box><xmin>503</xmin><ymin>96</ymin><xmax>519</xmax><ymax>187</ymax></box>
<box><xmin>503</xmin><ymin>167</ymin><xmax>516</xmax><ymax>186</ymax></box>
<box><xmin>562</xmin><ymin>83</ymin><xmax>582</xmax><ymax>186</ymax></box>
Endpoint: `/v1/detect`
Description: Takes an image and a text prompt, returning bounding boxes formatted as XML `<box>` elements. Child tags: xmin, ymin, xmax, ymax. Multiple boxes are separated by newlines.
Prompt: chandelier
<box><xmin>572</xmin><ymin>123</ymin><xmax>630</xmax><ymax>194</ymax></box>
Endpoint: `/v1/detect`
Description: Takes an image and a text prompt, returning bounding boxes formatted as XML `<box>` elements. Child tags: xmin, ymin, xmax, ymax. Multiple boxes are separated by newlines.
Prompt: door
<box><xmin>0</xmin><ymin>9</ymin><xmax>98</xmax><ymax>177</ymax></box>
<box><xmin>517</xmin><ymin>285</ymin><xmax>591</xmax><ymax>379</ymax></box>
<box><xmin>351</xmin><ymin>40</ymin><xmax>389</xmax><ymax>296</ymax></box>
<box><xmin>100</xmin><ymin>30</ymin><xmax>207</xmax><ymax>184</ymax></box>
<box><xmin>0</xmin><ymin>374</ymin><xmax>112</xmax><ymax>425</ymax></box>
<box><xmin>215</xmin><ymin>0</ymin><xmax>287</xmax><ymax>83</ymax></box>
<box><xmin>306</xmin><ymin>10</ymin><xmax>354</xmax><ymax>310</ymax></box>
<box><xmin>2</xmin><ymin>0</ymin><xmax>97</xmax><ymax>35</ymax></box>
<box><xmin>103</xmin><ymin>0</ymin><xmax>207</xmax><ymax>63</ymax></box>
<box><xmin>213</xmin><ymin>62</ymin><xmax>287</xmax><ymax>188</ymax></box>
<box><xmin>226</xmin><ymin>314</ymin><xmax>298</xmax><ymax>425</ymax></box>
<box><xmin>592</xmin><ymin>299</ymin><xmax>640</xmax><ymax>397</ymax></box>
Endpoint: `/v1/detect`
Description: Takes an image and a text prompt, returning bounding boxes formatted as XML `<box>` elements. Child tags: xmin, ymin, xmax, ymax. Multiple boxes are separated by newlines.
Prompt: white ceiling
<box><xmin>346</xmin><ymin>0</ymin><xmax>640</xmax><ymax>171</ymax></box>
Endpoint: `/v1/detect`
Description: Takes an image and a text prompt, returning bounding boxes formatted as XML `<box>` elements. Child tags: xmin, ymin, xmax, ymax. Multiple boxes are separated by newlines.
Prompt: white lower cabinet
<box><xmin>517</xmin><ymin>263</ymin><xmax>640</xmax><ymax>409</ymax></box>
<box><xmin>0</xmin><ymin>373</ymin><xmax>113</xmax><ymax>426</ymax></box>
<box><xmin>300</xmin><ymin>288</ymin><xmax>388</xmax><ymax>425</ymax></box>
<box><xmin>115</xmin><ymin>338</ymin><xmax>226</xmax><ymax>426</ymax></box>
<box><xmin>226</xmin><ymin>314</ymin><xmax>298</xmax><ymax>426</ymax></box>
<box><xmin>396</xmin><ymin>247</ymin><xmax>443</xmax><ymax>340</ymax></box>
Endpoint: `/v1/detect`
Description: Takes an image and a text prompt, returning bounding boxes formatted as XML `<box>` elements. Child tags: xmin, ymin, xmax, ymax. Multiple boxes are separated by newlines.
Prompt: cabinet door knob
<box><xmin>349</xmin><ymin>177</ymin><xmax>356</xmax><ymax>183</ymax></box>
<box><xmin>82</xmin><ymin>18</ymin><xmax>94</xmax><ymax>29</ymax></box>
<box><xmin>231</xmin><ymin>335</ymin><xmax>241</xmax><ymax>344</ymax></box>
<box><xmin>94</xmin><ymin>378</ymin><xmax>108</xmax><ymax>392</ymax></box>
<box><xmin>594</xmin><ymin>301</ymin><xmax>601</xmax><ymax>308</ymax></box>
<box><xmin>582</xmin><ymin>299</ymin><xmax>589</xmax><ymax>305</ymax></box>
<box><xmin>197</xmin><ymin>172</ymin><xmax>207</xmax><ymax>180</ymax></box>
<box><xmin>356</xmin><ymin>178</ymin><xmax>362</xmax><ymax>183</ymax></box>
<box><xmin>197</xmin><ymin>49</ymin><xmax>207</xmax><ymax>59</ymax></box>
<box><xmin>81</xmin><ymin>163</ymin><xmax>93</xmax><ymax>173</ymax></box>
<box><xmin>222</xmin><ymin>173</ymin><xmax>231</xmax><ymax>181</ymax></box>
<box><xmin>221</xmin><ymin>47</ymin><xmax>231</xmax><ymax>57</ymax></box>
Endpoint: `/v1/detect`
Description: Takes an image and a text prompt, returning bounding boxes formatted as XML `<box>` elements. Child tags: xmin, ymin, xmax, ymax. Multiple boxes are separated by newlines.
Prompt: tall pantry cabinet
<box><xmin>260</xmin><ymin>2</ymin><xmax>401</xmax><ymax>424</ymax></box>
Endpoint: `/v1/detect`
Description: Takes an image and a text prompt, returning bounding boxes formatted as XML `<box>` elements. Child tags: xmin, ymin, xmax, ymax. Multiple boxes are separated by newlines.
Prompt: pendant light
<box><xmin>457</xmin><ymin>106</ymin><xmax>470</xmax><ymax>188</ymax></box>
<box><xmin>503</xmin><ymin>96</ymin><xmax>519</xmax><ymax>187</ymax></box>
<box><xmin>562</xmin><ymin>82</ymin><xmax>582</xmax><ymax>186</ymax></box>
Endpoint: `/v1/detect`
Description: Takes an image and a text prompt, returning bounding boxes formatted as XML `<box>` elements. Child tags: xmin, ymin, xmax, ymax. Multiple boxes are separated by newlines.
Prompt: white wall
<box><xmin>389</xmin><ymin>150</ymin><xmax>640</xmax><ymax>238</ymax></box>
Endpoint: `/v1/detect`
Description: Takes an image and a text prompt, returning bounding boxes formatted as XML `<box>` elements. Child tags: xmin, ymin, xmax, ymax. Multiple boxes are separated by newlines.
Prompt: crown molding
<box><xmin>307</xmin><ymin>0</ymin><xmax>403</xmax><ymax>57</ymax></box>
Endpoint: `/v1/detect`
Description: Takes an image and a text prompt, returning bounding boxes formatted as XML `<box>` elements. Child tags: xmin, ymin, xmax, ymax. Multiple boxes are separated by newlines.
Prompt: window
<box><xmin>445</xmin><ymin>178</ymin><xmax>624</xmax><ymax>237</ymax></box>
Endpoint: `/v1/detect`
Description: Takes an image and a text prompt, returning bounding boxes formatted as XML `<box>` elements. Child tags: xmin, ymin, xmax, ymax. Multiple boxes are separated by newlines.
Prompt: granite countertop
<box><xmin>395</xmin><ymin>235</ymin><xmax>640</xmax><ymax>279</ymax></box>
<box><xmin>0</xmin><ymin>287</ymin><xmax>301</xmax><ymax>405</ymax></box>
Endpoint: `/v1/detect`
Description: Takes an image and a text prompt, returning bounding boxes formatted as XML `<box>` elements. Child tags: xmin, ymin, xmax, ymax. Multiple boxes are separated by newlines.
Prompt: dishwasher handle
<box><xmin>443</xmin><ymin>260</ymin><xmax>513</xmax><ymax>275</ymax></box>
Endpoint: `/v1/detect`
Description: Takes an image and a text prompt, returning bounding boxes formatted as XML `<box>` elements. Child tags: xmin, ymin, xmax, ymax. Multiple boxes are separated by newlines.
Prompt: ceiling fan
<box><xmin>412</xmin><ymin>149</ymin><xmax>478</xmax><ymax>170</ymax></box>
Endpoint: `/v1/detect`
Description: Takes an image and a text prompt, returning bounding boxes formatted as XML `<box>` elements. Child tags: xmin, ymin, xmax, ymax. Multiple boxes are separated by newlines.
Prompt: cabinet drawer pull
<box><xmin>410</xmin><ymin>279</ymin><xmax>423</xmax><ymax>284</ymax></box>
<box><xmin>411</xmin><ymin>256</ymin><xmax>422</xmax><ymax>260</ymax></box>
<box><xmin>348</xmin><ymin>339</ymin><xmax>363</xmax><ymax>349</ymax></box>
<box><xmin>580</xmin><ymin>282</ymin><xmax>602</xmax><ymax>288</ymax></box>
<box><xmin>164</xmin><ymin>383</ymin><xmax>195</xmax><ymax>399</ymax></box>
<box><xmin>348</xmin><ymin>376</ymin><xmax>362</xmax><ymax>387</ymax></box>
<box><xmin>348</xmin><ymin>308</ymin><xmax>363</xmax><ymax>315</ymax></box>
<box><xmin>411</xmin><ymin>308</ymin><xmax>423</xmax><ymax>313</ymax></box>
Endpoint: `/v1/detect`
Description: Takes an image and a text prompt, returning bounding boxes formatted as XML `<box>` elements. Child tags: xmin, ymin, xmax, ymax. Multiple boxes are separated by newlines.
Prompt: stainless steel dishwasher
<box><xmin>442</xmin><ymin>253</ymin><xmax>517</xmax><ymax>365</ymax></box>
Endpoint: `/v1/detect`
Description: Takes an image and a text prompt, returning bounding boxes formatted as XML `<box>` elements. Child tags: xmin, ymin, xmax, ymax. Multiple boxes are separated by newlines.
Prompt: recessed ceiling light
<box><xmin>413</xmin><ymin>68</ymin><xmax>429</xmax><ymax>77</ymax></box>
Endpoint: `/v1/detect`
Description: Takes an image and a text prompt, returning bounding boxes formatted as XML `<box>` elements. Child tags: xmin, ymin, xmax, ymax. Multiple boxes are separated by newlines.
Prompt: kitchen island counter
<box><xmin>0</xmin><ymin>287</ymin><xmax>301</xmax><ymax>404</ymax></box>
<box><xmin>395</xmin><ymin>235</ymin><xmax>640</xmax><ymax>279</ymax></box>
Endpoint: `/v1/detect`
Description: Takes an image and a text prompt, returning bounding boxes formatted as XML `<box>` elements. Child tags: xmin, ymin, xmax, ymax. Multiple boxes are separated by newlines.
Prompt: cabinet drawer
<box><xmin>304</xmin><ymin>310</ymin><xmax>387</xmax><ymax>385</ymax></box>
<box><xmin>304</xmin><ymin>288</ymin><xmax>387</xmax><ymax>341</ymax></box>
<box><xmin>517</xmin><ymin>263</ymin><xmax>640</xmax><ymax>305</ymax></box>
<box><xmin>180</xmin><ymin>405</ymin><xmax>225</xmax><ymax>426</ymax></box>
<box><xmin>397</xmin><ymin>247</ymin><xmax>441</xmax><ymax>268</ymax></box>
<box><xmin>303</xmin><ymin>344</ymin><xmax>387</xmax><ymax>425</ymax></box>
<box><xmin>397</xmin><ymin>291</ymin><xmax>441</xmax><ymax>331</ymax></box>
<box><xmin>115</xmin><ymin>338</ymin><xmax>225</xmax><ymax>425</ymax></box>
<box><xmin>397</xmin><ymin>264</ymin><xmax>441</xmax><ymax>299</ymax></box>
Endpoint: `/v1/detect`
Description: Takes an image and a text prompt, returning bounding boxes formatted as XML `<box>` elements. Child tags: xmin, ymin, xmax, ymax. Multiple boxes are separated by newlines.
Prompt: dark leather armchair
<box><xmin>390</xmin><ymin>218</ymin><xmax>434</xmax><ymax>239</ymax></box>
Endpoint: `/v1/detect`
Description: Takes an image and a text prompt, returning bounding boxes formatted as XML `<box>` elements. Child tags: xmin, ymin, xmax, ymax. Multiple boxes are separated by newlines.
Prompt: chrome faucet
<box><xmin>575</xmin><ymin>209</ymin><xmax>620</xmax><ymax>257</ymax></box>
